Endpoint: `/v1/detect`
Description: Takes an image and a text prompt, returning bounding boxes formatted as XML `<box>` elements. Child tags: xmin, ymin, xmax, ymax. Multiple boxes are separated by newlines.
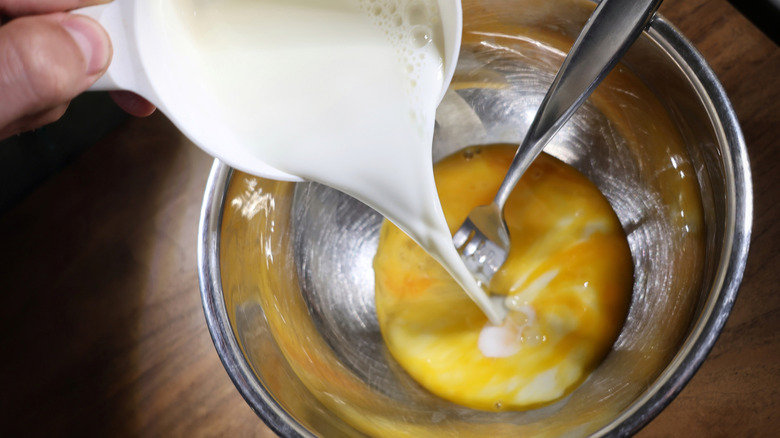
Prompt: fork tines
<box><xmin>453</xmin><ymin>221</ymin><xmax>509</xmax><ymax>286</ymax></box>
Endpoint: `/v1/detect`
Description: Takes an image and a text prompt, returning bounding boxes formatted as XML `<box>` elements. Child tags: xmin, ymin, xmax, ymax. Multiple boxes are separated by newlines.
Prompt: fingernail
<box><xmin>62</xmin><ymin>15</ymin><xmax>111</xmax><ymax>76</ymax></box>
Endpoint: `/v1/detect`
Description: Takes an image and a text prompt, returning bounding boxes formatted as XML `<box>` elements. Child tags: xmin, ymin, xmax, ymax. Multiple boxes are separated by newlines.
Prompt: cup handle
<box><xmin>73</xmin><ymin>1</ymin><xmax>155</xmax><ymax>101</ymax></box>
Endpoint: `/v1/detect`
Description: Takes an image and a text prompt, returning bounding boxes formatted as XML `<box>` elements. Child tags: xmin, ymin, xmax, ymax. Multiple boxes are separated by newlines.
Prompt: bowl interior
<box><xmin>203</xmin><ymin>0</ymin><xmax>749</xmax><ymax>436</ymax></box>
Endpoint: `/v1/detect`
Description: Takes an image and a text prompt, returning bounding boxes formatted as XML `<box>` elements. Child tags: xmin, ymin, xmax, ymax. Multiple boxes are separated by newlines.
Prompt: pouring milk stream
<box><xmin>76</xmin><ymin>0</ymin><xmax>505</xmax><ymax>324</ymax></box>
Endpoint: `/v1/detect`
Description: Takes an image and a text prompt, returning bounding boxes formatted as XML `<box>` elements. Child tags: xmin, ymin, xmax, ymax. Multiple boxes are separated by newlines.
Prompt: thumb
<box><xmin>0</xmin><ymin>13</ymin><xmax>111</xmax><ymax>138</ymax></box>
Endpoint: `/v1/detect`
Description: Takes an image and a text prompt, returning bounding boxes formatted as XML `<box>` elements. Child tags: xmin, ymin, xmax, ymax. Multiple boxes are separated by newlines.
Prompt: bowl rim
<box><xmin>198</xmin><ymin>163</ymin><xmax>314</xmax><ymax>438</ymax></box>
<box><xmin>197</xmin><ymin>13</ymin><xmax>752</xmax><ymax>438</ymax></box>
<box><xmin>597</xmin><ymin>15</ymin><xmax>753</xmax><ymax>436</ymax></box>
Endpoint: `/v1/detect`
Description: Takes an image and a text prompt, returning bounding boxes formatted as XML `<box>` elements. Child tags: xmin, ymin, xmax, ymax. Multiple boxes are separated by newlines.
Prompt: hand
<box><xmin>0</xmin><ymin>0</ymin><xmax>155</xmax><ymax>140</ymax></box>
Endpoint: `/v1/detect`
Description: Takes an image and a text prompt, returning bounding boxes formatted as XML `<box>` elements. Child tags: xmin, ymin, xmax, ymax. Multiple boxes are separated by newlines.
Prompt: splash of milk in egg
<box><xmin>478</xmin><ymin>305</ymin><xmax>538</xmax><ymax>358</ymax></box>
<box><xmin>163</xmin><ymin>0</ymin><xmax>503</xmax><ymax>323</ymax></box>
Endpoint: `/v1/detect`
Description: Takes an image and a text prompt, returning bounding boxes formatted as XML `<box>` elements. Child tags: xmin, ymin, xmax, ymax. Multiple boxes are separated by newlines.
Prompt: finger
<box><xmin>109</xmin><ymin>90</ymin><xmax>156</xmax><ymax>117</ymax></box>
<box><xmin>0</xmin><ymin>13</ymin><xmax>111</xmax><ymax>135</ymax></box>
<box><xmin>0</xmin><ymin>0</ymin><xmax>109</xmax><ymax>16</ymax></box>
<box><xmin>0</xmin><ymin>103</ymin><xmax>69</xmax><ymax>138</ymax></box>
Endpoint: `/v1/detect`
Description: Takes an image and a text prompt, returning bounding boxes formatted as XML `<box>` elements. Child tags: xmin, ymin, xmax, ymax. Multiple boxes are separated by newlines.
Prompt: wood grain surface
<box><xmin>1</xmin><ymin>0</ymin><xmax>777</xmax><ymax>436</ymax></box>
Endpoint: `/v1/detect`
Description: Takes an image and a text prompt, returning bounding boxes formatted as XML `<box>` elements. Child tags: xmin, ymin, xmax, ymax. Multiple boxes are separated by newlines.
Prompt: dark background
<box><xmin>728</xmin><ymin>0</ymin><xmax>780</xmax><ymax>45</ymax></box>
<box><xmin>0</xmin><ymin>93</ymin><xmax>127</xmax><ymax>214</ymax></box>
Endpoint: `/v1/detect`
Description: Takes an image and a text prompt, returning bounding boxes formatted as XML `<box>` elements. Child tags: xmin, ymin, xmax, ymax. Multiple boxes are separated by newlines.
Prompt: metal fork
<box><xmin>453</xmin><ymin>0</ymin><xmax>663</xmax><ymax>287</ymax></box>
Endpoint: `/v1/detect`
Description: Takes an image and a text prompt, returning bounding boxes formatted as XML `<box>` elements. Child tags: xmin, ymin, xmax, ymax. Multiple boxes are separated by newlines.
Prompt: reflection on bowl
<box><xmin>198</xmin><ymin>0</ymin><xmax>751</xmax><ymax>436</ymax></box>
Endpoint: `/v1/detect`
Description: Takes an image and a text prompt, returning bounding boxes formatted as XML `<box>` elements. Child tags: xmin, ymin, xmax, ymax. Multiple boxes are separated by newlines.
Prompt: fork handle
<box><xmin>492</xmin><ymin>0</ymin><xmax>663</xmax><ymax>208</ymax></box>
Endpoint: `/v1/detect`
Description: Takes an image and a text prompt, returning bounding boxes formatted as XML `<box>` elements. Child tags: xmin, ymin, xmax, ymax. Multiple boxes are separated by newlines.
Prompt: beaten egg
<box><xmin>374</xmin><ymin>145</ymin><xmax>633</xmax><ymax>411</ymax></box>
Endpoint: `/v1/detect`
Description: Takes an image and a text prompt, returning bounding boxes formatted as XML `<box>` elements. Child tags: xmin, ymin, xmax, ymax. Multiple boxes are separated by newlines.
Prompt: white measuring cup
<box><xmin>74</xmin><ymin>0</ymin><xmax>462</xmax><ymax>181</ymax></box>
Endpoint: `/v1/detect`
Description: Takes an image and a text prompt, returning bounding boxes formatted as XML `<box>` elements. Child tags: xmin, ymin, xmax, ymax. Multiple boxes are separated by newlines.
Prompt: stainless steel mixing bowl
<box><xmin>198</xmin><ymin>0</ymin><xmax>752</xmax><ymax>436</ymax></box>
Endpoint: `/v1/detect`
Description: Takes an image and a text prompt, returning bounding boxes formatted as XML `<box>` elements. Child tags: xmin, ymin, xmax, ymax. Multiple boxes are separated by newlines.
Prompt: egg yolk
<box><xmin>373</xmin><ymin>145</ymin><xmax>633</xmax><ymax>411</ymax></box>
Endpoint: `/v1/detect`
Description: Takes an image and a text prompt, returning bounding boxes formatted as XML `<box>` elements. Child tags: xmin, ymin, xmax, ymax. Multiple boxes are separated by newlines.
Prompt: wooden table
<box><xmin>1</xmin><ymin>0</ymin><xmax>777</xmax><ymax>435</ymax></box>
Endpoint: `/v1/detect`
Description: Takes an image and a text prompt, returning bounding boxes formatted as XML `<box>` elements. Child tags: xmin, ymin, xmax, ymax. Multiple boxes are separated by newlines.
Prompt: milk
<box><xmin>164</xmin><ymin>0</ymin><xmax>503</xmax><ymax>323</ymax></box>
